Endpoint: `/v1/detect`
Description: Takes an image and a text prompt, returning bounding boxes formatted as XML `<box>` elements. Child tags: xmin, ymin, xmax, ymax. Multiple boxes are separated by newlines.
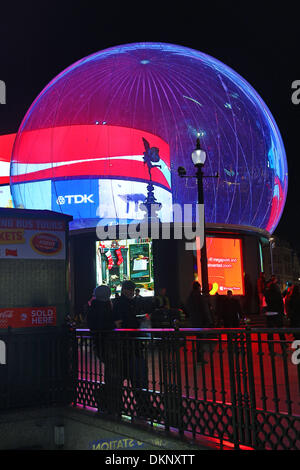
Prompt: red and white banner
<box><xmin>0</xmin><ymin>306</ymin><xmax>57</xmax><ymax>328</ymax></box>
<box><xmin>11</xmin><ymin>125</ymin><xmax>171</xmax><ymax>189</ymax></box>
<box><xmin>0</xmin><ymin>133</ymin><xmax>16</xmax><ymax>185</ymax></box>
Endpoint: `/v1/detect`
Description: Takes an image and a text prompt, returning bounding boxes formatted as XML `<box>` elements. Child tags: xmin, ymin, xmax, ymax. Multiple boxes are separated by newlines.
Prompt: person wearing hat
<box><xmin>111</xmin><ymin>280</ymin><xmax>160</xmax><ymax>420</ymax></box>
<box><xmin>87</xmin><ymin>285</ymin><xmax>115</xmax><ymax>366</ymax></box>
<box><xmin>87</xmin><ymin>285</ymin><xmax>114</xmax><ymax>332</ymax></box>
<box><xmin>87</xmin><ymin>284</ymin><xmax>121</xmax><ymax>414</ymax></box>
<box><xmin>112</xmin><ymin>280</ymin><xmax>139</xmax><ymax>329</ymax></box>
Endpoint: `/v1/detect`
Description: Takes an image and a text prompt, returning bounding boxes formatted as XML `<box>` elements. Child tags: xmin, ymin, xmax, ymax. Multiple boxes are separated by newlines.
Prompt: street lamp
<box><xmin>269</xmin><ymin>237</ymin><xmax>275</xmax><ymax>275</ymax></box>
<box><xmin>178</xmin><ymin>136</ymin><xmax>218</xmax><ymax>296</ymax></box>
<box><xmin>191</xmin><ymin>138</ymin><xmax>207</xmax><ymax>166</ymax></box>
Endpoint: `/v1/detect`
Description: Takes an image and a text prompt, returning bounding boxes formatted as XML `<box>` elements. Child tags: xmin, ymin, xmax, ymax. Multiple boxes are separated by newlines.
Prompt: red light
<box><xmin>0</xmin><ymin>133</ymin><xmax>16</xmax><ymax>185</ymax></box>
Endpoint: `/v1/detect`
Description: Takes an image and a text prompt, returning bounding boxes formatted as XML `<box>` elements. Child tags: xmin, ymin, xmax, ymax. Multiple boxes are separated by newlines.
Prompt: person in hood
<box><xmin>87</xmin><ymin>285</ymin><xmax>115</xmax><ymax>332</ymax></box>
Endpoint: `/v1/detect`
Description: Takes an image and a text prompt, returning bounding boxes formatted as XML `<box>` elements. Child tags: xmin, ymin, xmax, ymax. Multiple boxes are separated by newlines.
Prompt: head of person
<box><xmin>259</xmin><ymin>272</ymin><xmax>265</xmax><ymax>279</ymax></box>
<box><xmin>159</xmin><ymin>287</ymin><xmax>166</xmax><ymax>296</ymax></box>
<box><xmin>121</xmin><ymin>280</ymin><xmax>136</xmax><ymax>299</ymax></box>
<box><xmin>227</xmin><ymin>290</ymin><xmax>233</xmax><ymax>298</ymax></box>
<box><xmin>192</xmin><ymin>281</ymin><xmax>201</xmax><ymax>291</ymax></box>
<box><xmin>291</xmin><ymin>284</ymin><xmax>300</xmax><ymax>296</ymax></box>
<box><xmin>135</xmin><ymin>288</ymin><xmax>140</xmax><ymax>296</ymax></box>
<box><xmin>94</xmin><ymin>285</ymin><xmax>111</xmax><ymax>302</ymax></box>
<box><xmin>271</xmin><ymin>275</ymin><xmax>278</xmax><ymax>284</ymax></box>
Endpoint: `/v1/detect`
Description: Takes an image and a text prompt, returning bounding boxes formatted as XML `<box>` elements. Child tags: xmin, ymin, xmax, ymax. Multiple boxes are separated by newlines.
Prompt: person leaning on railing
<box><xmin>86</xmin><ymin>285</ymin><xmax>115</xmax><ymax>361</ymax></box>
<box><xmin>185</xmin><ymin>281</ymin><xmax>213</xmax><ymax>363</ymax></box>
<box><xmin>110</xmin><ymin>280</ymin><xmax>160</xmax><ymax>420</ymax></box>
<box><xmin>86</xmin><ymin>284</ymin><xmax>118</xmax><ymax>413</ymax></box>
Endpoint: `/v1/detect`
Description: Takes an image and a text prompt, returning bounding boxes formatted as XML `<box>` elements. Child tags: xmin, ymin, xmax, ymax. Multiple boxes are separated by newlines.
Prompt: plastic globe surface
<box><xmin>10</xmin><ymin>42</ymin><xmax>287</xmax><ymax>232</ymax></box>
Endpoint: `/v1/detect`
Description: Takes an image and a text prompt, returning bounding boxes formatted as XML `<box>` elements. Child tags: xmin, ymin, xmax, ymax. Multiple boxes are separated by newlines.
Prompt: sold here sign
<box><xmin>0</xmin><ymin>307</ymin><xmax>56</xmax><ymax>328</ymax></box>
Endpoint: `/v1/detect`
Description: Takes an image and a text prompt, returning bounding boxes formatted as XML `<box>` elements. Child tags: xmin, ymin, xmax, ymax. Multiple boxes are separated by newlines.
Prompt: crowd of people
<box><xmin>72</xmin><ymin>273</ymin><xmax>300</xmax><ymax>333</ymax></box>
<box><xmin>78</xmin><ymin>273</ymin><xmax>300</xmax><ymax>417</ymax></box>
<box><xmin>257</xmin><ymin>273</ymin><xmax>300</xmax><ymax>332</ymax></box>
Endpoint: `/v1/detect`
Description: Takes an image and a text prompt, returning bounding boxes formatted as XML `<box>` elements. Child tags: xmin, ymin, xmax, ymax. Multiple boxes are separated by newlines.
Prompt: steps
<box><xmin>248</xmin><ymin>314</ymin><xmax>267</xmax><ymax>328</ymax></box>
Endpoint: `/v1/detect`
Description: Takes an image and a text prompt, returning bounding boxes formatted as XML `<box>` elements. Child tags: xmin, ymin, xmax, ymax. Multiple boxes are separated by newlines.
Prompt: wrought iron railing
<box><xmin>1</xmin><ymin>327</ymin><xmax>299</xmax><ymax>449</ymax></box>
<box><xmin>74</xmin><ymin>328</ymin><xmax>300</xmax><ymax>450</ymax></box>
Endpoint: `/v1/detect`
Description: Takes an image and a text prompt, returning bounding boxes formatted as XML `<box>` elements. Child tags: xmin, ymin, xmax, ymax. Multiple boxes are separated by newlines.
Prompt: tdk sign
<box><xmin>51</xmin><ymin>179</ymin><xmax>99</xmax><ymax>220</ymax></box>
<box><xmin>56</xmin><ymin>194</ymin><xmax>95</xmax><ymax>205</ymax></box>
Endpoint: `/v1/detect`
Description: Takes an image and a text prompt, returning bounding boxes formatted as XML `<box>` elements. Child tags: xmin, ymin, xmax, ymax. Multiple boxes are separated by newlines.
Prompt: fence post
<box><xmin>66</xmin><ymin>327</ymin><xmax>78</xmax><ymax>406</ymax></box>
<box><xmin>245</xmin><ymin>329</ymin><xmax>257</xmax><ymax>449</ymax></box>
<box><xmin>227</xmin><ymin>332</ymin><xmax>240</xmax><ymax>450</ymax></box>
<box><xmin>160</xmin><ymin>332</ymin><xmax>183</xmax><ymax>432</ymax></box>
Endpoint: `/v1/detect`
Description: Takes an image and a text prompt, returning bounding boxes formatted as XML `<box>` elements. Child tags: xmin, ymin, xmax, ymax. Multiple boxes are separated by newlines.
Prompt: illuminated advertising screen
<box><xmin>96</xmin><ymin>238</ymin><xmax>154</xmax><ymax>297</ymax></box>
<box><xmin>0</xmin><ymin>133</ymin><xmax>15</xmax><ymax>208</ymax></box>
<box><xmin>195</xmin><ymin>237</ymin><xmax>245</xmax><ymax>295</ymax></box>
<box><xmin>10</xmin><ymin>125</ymin><xmax>172</xmax><ymax>229</ymax></box>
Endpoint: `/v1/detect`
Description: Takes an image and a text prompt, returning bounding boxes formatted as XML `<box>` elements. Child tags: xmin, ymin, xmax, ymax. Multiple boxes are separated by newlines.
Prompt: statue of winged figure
<box><xmin>142</xmin><ymin>137</ymin><xmax>161</xmax><ymax>180</ymax></box>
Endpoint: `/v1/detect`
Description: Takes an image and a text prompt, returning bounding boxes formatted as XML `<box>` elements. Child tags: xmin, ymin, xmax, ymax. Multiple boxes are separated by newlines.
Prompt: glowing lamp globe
<box><xmin>191</xmin><ymin>138</ymin><xmax>207</xmax><ymax>166</ymax></box>
<box><xmin>10</xmin><ymin>43</ymin><xmax>288</xmax><ymax>232</ymax></box>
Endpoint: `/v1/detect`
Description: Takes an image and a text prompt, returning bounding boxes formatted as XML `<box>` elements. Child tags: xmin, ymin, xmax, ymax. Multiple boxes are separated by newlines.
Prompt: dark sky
<box><xmin>0</xmin><ymin>1</ymin><xmax>299</xmax><ymax>249</ymax></box>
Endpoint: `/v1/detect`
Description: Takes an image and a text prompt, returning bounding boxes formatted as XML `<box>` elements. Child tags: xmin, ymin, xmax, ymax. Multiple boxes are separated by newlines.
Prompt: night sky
<box><xmin>0</xmin><ymin>2</ymin><xmax>299</xmax><ymax>249</ymax></box>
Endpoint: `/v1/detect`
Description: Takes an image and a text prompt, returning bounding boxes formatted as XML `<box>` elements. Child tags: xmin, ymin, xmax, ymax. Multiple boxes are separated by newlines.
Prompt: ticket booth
<box><xmin>0</xmin><ymin>208</ymin><xmax>73</xmax><ymax>409</ymax></box>
<box><xmin>0</xmin><ymin>207</ymin><xmax>72</xmax><ymax>328</ymax></box>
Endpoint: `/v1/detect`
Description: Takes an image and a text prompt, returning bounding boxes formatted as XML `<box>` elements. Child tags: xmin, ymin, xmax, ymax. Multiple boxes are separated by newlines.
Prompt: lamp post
<box><xmin>191</xmin><ymin>138</ymin><xmax>209</xmax><ymax>295</ymax></box>
<box><xmin>178</xmin><ymin>136</ymin><xmax>218</xmax><ymax>296</ymax></box>
<box><xmin>269</xmin><ymin>237</ymin><xmax>275</xmax><ymax>275</ymax></box>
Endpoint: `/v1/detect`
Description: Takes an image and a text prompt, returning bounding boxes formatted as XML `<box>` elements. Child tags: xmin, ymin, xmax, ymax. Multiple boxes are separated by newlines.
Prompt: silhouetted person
<box><xmin>257</xmin><ymin>272</ymin><xmax>266</xmax><ymax>314</ymax></box>
<box><xmin>264</xmin><ymin>278</ymin><xmax>284</xmax><ymax>328</ymax></box>
<box><xmin>222</xmin><ymin>290</ymin><xmax>242</xmax><ymax>327</ymax></box>
<box><xmin>155</xmin><ymin>287</ymin><xmax>170</xmax><ymax>310</ymax></box>
<box><xmin>213</xmin><ymin>292</ymin><xmax>224</xmax><ymax>327</ymax></box>
<box><xmin>87</xmin><ymin>285</ymin><xmax>114</xmax><ymax>357</ymax></box>
<box><xmin>186</xmin><ymin>281</ymin><xmax>212</xmax><ymax>362</ymax></box>
<box><xmin>111</xmin><ymin>280</ymin><xmax>159</xmax><ymax>420</ymax></box>
<box><xmin>264</xmin><ymin>277</ymin><xmax>286</xmax><ymax>353</ymax></box>
<box><xmin>285</xmin><ymin>284</ymin><xmax>300</xmax><ymax>339</ymax></box>
<box><xmin>134</xmin><ymin>288</ymin><xmax>144</xmax><ymax>315</ymax></box>
<box><xmin>186</xmin><ymin>281</ymin><xmax>212</xmax><ymax>328</ymax></box>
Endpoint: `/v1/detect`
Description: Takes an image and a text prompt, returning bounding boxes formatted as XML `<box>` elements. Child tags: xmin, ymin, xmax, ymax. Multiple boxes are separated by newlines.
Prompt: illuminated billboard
<box><xmin>0</xmin><ymin>133</ymin><xmax>15</xmax><ymax>208</ymax></box>
<box><xmin>195</xmin><ymin>237</ymin><xmax>245</xmax><ymax>295</ymax></box>
<box><xmin>11</xmin><ymin>125</ymin><xmax>172</xmax><ymax>229</ymax></box>
<box><xmin>96</xmin><ymin>238</ymin><xmax>154</xmax><ymax>297</ymax></box>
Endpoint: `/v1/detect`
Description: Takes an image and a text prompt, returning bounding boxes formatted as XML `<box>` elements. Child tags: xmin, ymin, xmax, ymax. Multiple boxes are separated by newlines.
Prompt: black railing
<box><xmin>1</xmin><ymin>327</ymin><xmax>299</xmax><ymax>450</ymax></box>
<box><xmin>74</xmin><ymin>328</ymin><xmax>300</xmax><ymax>450</ymax></box>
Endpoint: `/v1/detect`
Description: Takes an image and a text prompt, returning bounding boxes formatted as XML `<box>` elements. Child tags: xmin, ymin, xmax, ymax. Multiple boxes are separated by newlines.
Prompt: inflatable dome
<box><xmin>10</xmin><ymin>42</ymin><xmax>288</xmax><ymax>232</ymax></box>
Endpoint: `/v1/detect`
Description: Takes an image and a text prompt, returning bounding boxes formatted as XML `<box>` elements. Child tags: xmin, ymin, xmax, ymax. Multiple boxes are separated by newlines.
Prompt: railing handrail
<box><xmin>75</xmin><ymin>327</ymin><xmax>300</xmax><ymax>334</ymax></box>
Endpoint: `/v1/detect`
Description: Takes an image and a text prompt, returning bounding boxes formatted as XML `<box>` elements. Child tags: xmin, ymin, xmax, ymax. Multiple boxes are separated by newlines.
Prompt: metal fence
<box><xmin>1</xmin><ymin>327</ymin><xmax>299</xmax><ymax>450</ymax></box>
<box><xmin>74</xmin><ymin>328</ymin><xmax>300</xmax><ymax>450</ymax></box>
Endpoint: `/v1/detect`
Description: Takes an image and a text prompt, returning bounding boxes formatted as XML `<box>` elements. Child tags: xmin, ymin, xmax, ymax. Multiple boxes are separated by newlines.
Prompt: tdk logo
<box><xmin>56</xmin><ymin>194</ymin><xmax>94</xmax><ymax>205</ymax></box>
